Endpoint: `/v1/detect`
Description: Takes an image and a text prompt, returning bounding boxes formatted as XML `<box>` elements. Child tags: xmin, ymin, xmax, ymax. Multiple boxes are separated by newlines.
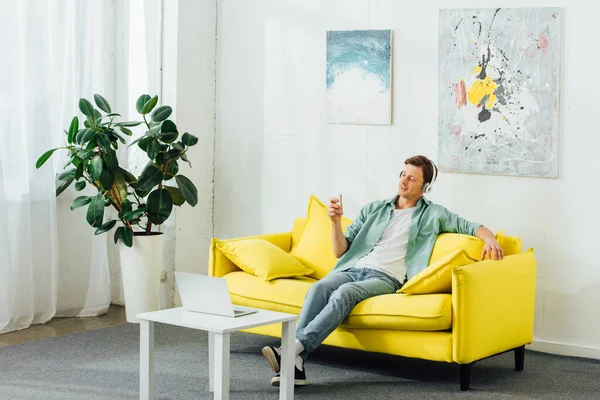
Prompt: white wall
<box><xmin>172</xmin><ymin>0</ymin><xmax>217</xmax><ymax>305</ymax></box>
<box><xmin>214</xmin><ymin>0</ymin><xmax>600</xmax><ymax>358</ymax></box>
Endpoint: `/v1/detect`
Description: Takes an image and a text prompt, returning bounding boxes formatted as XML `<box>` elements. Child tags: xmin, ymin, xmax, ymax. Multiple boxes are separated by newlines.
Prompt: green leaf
<box><xmin>79</xmin><ymin>98</ymin><xmax>95</xmax><ymax>117</ymax></box>
<box><xmin>93</xmin><ymin>109</ymin><xmax>102</xmax><ymax>122</ymax></box>
<box><xmin>93</xmin><ymin>94</ymin><xmax>111</xmax><ymax>114</ymax></box>
<box><xmin>136</xmin><ymin>166</ymin><xmax>163</xmax><ymax>193</ymax></box>
<box><xmin>81</xmin><ymin>128</ymin><xmax>96</xmax><ymax>144</ymax></box>
<box><xmin>118</xmin><ymin>167</ymin><xmax>138</xmax><ymax>184</ymax></box>
<box><xmin>75</xmin><ymin>181</ymin><xmax>86</xmax><ymax>191</ymax></box>
<box><xmin>76</xmin><ymin>149</ymin><xmax>95</xmax><ymax>160</ymax></box>
<box><xmin>56</xmin><ymin>178</ymin><xmax>74</xmax><ymax>197</ymax></box>
<box><xmin>90</xmin><ymin>155</ymin><xmax>104</xmax><ymax>181</ymax></box>
<box><xmin>86</xmin><ymin>193</ymin><xmax>105</xmax><ymax>228</ymax></box>
<box><xmin>95</xmin><ymin>132</ymin><xmax>112</xmax><ymax>152</ymax></box>
<box><xmin>114</xmin><ymin>121</ymin><xmax>143</xmax><ymax>127</ymax></box>
<box><xmin>99</xmin><ymin>169</ymin><xmax>114</xmax><ymax>190</ymax></box>
<box><xmin>164</xmin><ymin>186</ymin><xmax>185</xmax><ymax>206</ymax></box>
<box><xmin>118</xmin><ymin>199</ymin><xmax>133</xmax><ymax>219</ymax></box>
<box><xmin>102</xmin><ymin>149</ymin><xmax>118</xmax><ymax>172</ymax></box>
<box><xmin>141</xmin><ymin>95</ymin><xmax>158</xmax><ymax>114</ymax></box>
<box><xmin>36</xmin><ymin>148</ymin><xmax>60</xmax><ymax>168</ymax></box>
<box><xmin>70</xmin><ymin>196</ymin><xmax>92</xmax><ymax>210</ymax></box>
<box><xmin>95</xmin><ymin>220</ymin><xmax>117</xmax><ymax>235</ymax></box>
<box><xmin>147</xmin><ymin>188</ymin><xmax>173</xmax><ymax>225</ymax></box>
<box><xmin>158</xmin><ymin>120</ymin><xmax>178</xmax><ymax>143</ymax></box>
<box><xmin>181</xmin><ymin>132</ymin><xmax>198</xmax><ymax>146</ymax></box>
<box><xmin>67</xmin><ymin>117</ymin><xmax>79</xmax><ymax>144</ymax></box>
<box><xmin>114</xmin><ymin>226</ymin><xmax>123</xmax><ymax>244</ymax></box>
<box><xmin>57</xmin><ymin>168</ymin><xmax>76</xmax><ymax>181</ymax></box>
<box><xmin>106</xmin><ymin>113</ymin><xmax>121</xmax><ymax>117</ymax></box>
<box><xmin>136</xmin><ymin>94</ymin><xmax>151</xmax><ymax>114</ymax></box>
<box><xmin>151</xmin><ymin>105</ymin><xmax>172</xmax><ymax>122</ymax></box>
<box><xmin>122</xmin><ymin>226</ymin><xmax>133</xmax><ymax>247</ymax></box>
<box><xmin>122</xmin><ymin>208</ymin><xmax>145</xmax><ymax>221</ymax></box>
<box><xmin>172</xmin><ymin>142</ymin><xmax>185</xmax><ymax>152</ymax></box>
<box><xmin>164</xmin><ymin>160</ymin><xmax>179</xmax><ymax>180</ymax></box>
<box><xmin>113</xmin><ymin>171</ymin><xmax>128</xmax><ymax>203</ymax></box>
<box><xmin>75</xmin><ymin>162</ymin><xmax>84</xmax><ymax>179</ymax></box>
<box><xmin>74</xmin><ymin>129</ymin><xmax>86</xmax><ymax>144</ymax></box>
<box><xmin>147</xmin><ymin>140</ymin><xmax>160</xmax><ymax>159</ymax></box>
<box><xmin>119</xmin><ymin>126</ymin><xmax>132</xmax><ymax>136</ymax></box>
<box><xmin>175</xmin><ymin>175</ymin><xmax>198</xmax><ymax>206</ymax></box>
<box><xmin>181</xmin><ymin>152</ymin><xmax>191</xmax><ymax>167</ymax></box>
<box><xmin>165</xmin><ymin>149</ymin><xmax>181</xmax><ymax>160</ymax></box>
<box><xmin>137</xmin><ymin>136</ymin><xmax>152</xmax><ymax>152</ymax></box>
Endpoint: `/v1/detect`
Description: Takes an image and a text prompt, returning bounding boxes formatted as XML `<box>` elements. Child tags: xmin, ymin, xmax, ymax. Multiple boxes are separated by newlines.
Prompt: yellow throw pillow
<box><xmin>429</xmin><ymin>233</ymin><xmax>484</xmax><ymax>265</ymax></box>
<box><xmin>290</xmin><ymin>195</ymin><xmax>353</xmax><ymax>279</ymax></box>
<box><xmin>495</xmin><ymin>230</ymin><xmax>523</xmax><ymax>256</ymax></box>
<box><xmin>399</xmin><ymin>249</ymin><xmax>478</xmax><ymax>294</ymax></box>
<box><xmin>216</xmin><ymin>239</ymin><xmax>313</xmax><ymax>281</ymax></box>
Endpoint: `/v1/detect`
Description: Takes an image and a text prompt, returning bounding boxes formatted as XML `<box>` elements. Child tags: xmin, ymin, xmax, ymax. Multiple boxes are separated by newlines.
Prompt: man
<box><xmin>262</xmin><ymin>155</ymin><xmax>503</xmax><ymax>386</ymax></box>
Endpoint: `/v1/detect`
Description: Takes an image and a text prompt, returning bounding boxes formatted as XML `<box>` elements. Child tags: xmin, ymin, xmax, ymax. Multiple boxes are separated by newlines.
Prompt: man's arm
<box><xmin>332</xmin><ymin>221</ymin><xmax>348</xmax><ymax>258</ymax></box>
<box><xmin>439</xmin><ymin>206</ymin><xmax>503</xmax><ymax>260</ymax></box>
<box><xmin>476</xmin><ymin>225</ymin><xmax>504</xmax><ymax>260</ymax></box>
<box><xmin>328</xmin><ymin>195</ymin><xmax>348</xmax><ymax>258</ymax></box>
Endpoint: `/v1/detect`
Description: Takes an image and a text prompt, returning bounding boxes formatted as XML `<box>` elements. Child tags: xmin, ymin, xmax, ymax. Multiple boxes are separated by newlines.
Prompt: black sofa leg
<box><xmin>515</xmin><ymin>345</ymin><xmax>525</xmax><ymax>371</ymax></box>
<box><xmin>460</xmin><ymin>364</ymin><xmax>471</xmax><ymax>391</ymax></box>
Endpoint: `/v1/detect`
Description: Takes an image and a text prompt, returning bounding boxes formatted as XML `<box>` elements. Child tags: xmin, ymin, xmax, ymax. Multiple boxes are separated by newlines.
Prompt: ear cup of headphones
<box><xmin>423</xmin><ymin>160</ymin><xmax>437</xmax><ymax>194</ymax></box>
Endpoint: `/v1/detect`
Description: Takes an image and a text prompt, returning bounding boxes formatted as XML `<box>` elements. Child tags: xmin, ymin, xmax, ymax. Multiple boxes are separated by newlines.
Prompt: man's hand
<box><xmin>328</xmin><ymin>194</ymin><xmax>343</xmax><ymax>224</ymax></box>
<box><xmin>481</xmin><ymin>239</ymin><xmax>504</xmax><ymax>261</ymax></box>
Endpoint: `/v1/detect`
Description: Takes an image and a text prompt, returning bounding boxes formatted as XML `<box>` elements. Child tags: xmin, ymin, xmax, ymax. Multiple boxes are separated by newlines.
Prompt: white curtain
<box><xmin>0</xmin><ymin>0</ymin><xmax>161</xmax><ymax>333</ymax></box>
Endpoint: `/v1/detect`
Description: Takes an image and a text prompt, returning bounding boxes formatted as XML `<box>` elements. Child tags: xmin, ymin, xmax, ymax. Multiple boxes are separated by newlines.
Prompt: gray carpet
<box><xmin>1</xmin><ymin>323</ymin><xmax>599</xmax><ymax>400</ymax></box>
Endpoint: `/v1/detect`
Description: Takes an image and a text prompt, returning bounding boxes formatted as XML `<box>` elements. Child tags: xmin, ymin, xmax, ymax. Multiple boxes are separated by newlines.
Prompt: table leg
<box><xmin>140</xmin><ymin>320</ymin><xmax>155</xmax><ymax>400</ymax></box>
<box><xmin>208</xmin><ymin>332</ymin><xmax>215</xmax><ymax>392</ymax></box>
<box><xmin>214</xmin><ymin>332</ymin><xmax>230</xmax><ymax>400</ymax></box>
<box><xmin>280</xmin><ymin>320</ymin><xmax>296</xmax><ymax>400</ymax></box>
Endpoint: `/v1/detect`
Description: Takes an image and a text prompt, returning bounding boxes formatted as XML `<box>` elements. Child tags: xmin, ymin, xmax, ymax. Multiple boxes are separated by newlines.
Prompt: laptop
<box><xmin>175</xmin><ymin>272</ymin><xmax>257</xmax><ymax>317</ymax></box>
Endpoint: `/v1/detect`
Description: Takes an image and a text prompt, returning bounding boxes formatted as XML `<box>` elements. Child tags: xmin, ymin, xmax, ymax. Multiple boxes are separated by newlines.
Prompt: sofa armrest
<box><xmin>452</xmin><ymin>249</ymin><xmax>536</xmax><ymax>364</ymax></box>
<box><xmin>208</xmin><ymin>231</ymin><xmax>293</xmax><ymax>278</ymax></box>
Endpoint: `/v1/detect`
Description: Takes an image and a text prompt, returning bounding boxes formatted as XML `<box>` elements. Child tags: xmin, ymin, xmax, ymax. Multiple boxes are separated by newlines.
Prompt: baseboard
<box><xmin>527</xmin><ymin>339</ymin><xmax>600</xmax><ymax>360</ymax></box>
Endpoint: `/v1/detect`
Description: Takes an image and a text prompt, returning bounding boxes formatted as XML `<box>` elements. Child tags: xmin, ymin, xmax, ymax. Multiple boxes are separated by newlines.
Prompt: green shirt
<box><xmin>335</xmin><ymin>195</ymin><xmax>481</xmax><ymax>281</ymax></box>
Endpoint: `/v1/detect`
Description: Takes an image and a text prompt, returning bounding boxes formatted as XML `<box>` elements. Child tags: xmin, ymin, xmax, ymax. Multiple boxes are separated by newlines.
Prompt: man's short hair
<box><xmin>404</xmin><ymin>155</ymin><xmax>436</xmax><ymax>185</ymax></box>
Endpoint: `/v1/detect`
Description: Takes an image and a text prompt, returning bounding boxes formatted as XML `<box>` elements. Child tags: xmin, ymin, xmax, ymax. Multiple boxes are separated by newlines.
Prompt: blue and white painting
<box><xmin>326</xmin><ymin>30</ymin><xmax>392</xmax><ymax>125</ymax></box>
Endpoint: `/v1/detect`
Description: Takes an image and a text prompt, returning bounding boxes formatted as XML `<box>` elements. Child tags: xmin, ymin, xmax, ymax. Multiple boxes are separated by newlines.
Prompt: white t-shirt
<box><xmin>355</xmin><ymin>206</ymin><xmax>416</xmax><ymax>283</ymax></box>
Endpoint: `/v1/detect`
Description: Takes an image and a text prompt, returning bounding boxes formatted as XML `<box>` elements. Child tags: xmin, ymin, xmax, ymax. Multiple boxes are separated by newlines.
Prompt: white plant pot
<box><xmin>119</xmin><ymin>232</ymin><xmax>163</xmax><ymax>323</ymax></box>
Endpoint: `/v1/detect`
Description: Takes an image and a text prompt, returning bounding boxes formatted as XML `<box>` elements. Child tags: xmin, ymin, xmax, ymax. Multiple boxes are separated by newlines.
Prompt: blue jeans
<box><xmin>295</xmin><ymin>267</ymin><xmax>402</xmax><ymax>361</ymax></box>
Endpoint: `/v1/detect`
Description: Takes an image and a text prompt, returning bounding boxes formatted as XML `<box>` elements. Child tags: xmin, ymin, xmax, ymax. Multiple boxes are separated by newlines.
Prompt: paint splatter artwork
<box><xmin>326</xmin><ymin>30</ymin><xmax>392</xmax><ymax>125</ymax></box>
<box><xmin>438</xmin><ymin>8</ymin><xmax>561</xmax><ymax>178</ymax></box>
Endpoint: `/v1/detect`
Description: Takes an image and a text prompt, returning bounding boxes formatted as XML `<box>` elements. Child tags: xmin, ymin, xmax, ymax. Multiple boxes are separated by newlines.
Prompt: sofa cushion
<box><xmin>495</xmin><ymin>230</ymin><xmax>522</xmax><ymax>256</ymax></box>
<box><xmin>224</xmin><ymin>271</ymin><xmax>452</xmax><ymax>331</ymax></box>
<box><xmin>399</xmin><ymin>249</ymin><xmax>477</xmax><ymax>295</ymax></box>
<box><xmin>216</xmin><ymin>239</ymin><xmax>313</xmax><ymax>281</ymax></box>
<box><xmin>429</xmin><ymin>233</ymin><xmax>484</xmax><ymax>265</ymax></box>
<box><xmin>290</xmin><ymin>195</ymin><xmax>353</xmax><ymax>279</ymax></box>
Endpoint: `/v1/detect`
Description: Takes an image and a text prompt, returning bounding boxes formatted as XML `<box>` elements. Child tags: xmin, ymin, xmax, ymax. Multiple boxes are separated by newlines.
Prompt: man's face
<box><xmin>398</xmin><ymin>164</ymin><xmax>425</xmax><ymax>199</ymax></box>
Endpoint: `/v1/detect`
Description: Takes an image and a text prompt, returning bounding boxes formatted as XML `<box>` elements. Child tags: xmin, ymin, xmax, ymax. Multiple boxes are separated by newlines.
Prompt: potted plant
<box><xmin>36</xmin><ymin>94</ymin><xmax>199</xmax><ymax>322</ymax></box>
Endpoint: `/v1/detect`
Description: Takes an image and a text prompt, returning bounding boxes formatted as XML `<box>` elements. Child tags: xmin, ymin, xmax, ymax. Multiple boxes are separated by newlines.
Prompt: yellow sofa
<box><xmin>209</xmin><ymin>218</ymin><xmax>536</xmax><ymax>391</ymax></box>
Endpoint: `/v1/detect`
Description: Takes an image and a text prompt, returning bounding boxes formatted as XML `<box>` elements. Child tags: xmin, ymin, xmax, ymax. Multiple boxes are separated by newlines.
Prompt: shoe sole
<box><xmin>261</xmin><ymin>347</ymin><xmax>280</xmax><ymax>374</ymax></box>
<box><xmin>271</xmin><ymin>378</ymin><xmax>307</xmax><ymax>387</ymax></box>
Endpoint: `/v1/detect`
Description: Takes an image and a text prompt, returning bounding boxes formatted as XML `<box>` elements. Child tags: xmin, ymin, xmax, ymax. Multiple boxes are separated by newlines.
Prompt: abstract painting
<box><xmin>326</xmin><ymin>30</ymin><xmax>392</xmax><ymax>125</ymax></box>
<box><xmin>438</xmin><ymin>8</ymin><xmax>561</xmax><ymax>178</ymax></box>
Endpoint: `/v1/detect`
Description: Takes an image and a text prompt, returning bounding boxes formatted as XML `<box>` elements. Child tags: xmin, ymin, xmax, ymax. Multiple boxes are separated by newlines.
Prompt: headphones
<box><xmin>422</xmin><ymin>160</ymin><xmax>438</xmax><ymax>194</ymax></box>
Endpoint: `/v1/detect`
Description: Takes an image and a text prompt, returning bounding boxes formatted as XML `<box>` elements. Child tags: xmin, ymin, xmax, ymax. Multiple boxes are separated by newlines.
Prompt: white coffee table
<box><xmin>137</xmin><ymin>307</ymin><xmax>297</xmax><ymax>400</ymax></box>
